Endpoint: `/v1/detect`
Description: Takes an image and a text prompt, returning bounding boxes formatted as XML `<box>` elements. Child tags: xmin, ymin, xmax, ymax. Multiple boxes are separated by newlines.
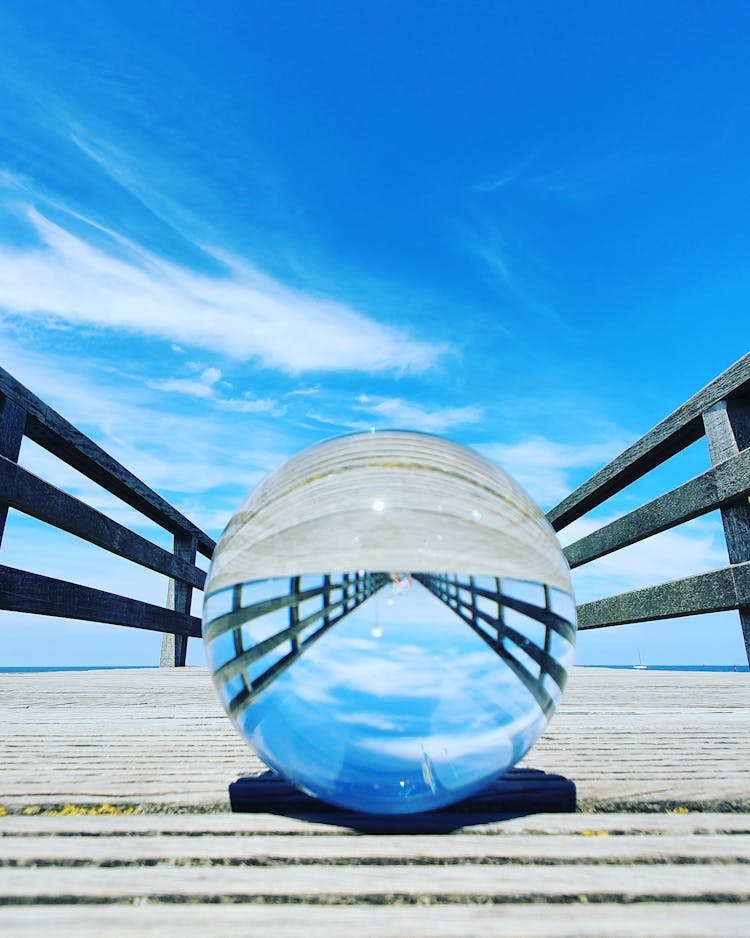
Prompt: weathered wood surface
<box><xmin>1</xmin><ymin>822</ymin><xmax>748</xmax><ymax>937</ymax></box>
<box><xmin>0</xmin><ymin>566</ymin><xmax>201</xmax><ymax>637</ymax></box>
<box><xmin>1</xmin><ymin>368</ymin><xmax>212</xmax><ymax>656</ymax></box>
<box><xmin>547</xmin><ymin>351</ymin><xmax>750</xmax><ymax>530</ymax></box>
<box><xmin>5</xmin><ymin>810</ymin><xmax>750</xmax><ymax>835</ymax></box>
<box><xmin>1</xmin><ymin>668</ymin><xmax>748</xmax><ymax>936</ymax></box>
<box><xmin>3</xmin><ymin>862</ymin><xmax>749</xmax><ymax>900</ymax></box>
<box><xmin>2</xmin><ymin>905</ymin><xmax>749</xmax><ymax>938</ymax></box>
<box><xmin>577</xmin><ymin>562</ymin><xmax>750</xmax><ymax>629</ymax></box>
<box><xmin>1</xmin><ymin>667</ymin><xmax>748</xmax><ymax>808</ymax></box>
<box><xmin>703</xmin><ymin>399</ymin><xmax>750</xmax><ymax>660</ymax></box>
<box><xmin>564</xmin><ymin>447</ymin><xmax>750</xmax><ymax>568</ymax></box>
<box><xmin>0</xmin><ymin>366</ymin><xmax>214</xmax><ymax>556</ymax></box>
<box><xmin>2</xmin><ymin>831</ymin><xmax>749</xmax><ymax>863</ymax></box>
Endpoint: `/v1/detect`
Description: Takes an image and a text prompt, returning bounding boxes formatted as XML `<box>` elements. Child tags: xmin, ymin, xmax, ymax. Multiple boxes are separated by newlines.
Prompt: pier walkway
<box><xmin>1</xmin><ymin>666</ymin><xmax>748</xmax><ymax>936</ymax></box>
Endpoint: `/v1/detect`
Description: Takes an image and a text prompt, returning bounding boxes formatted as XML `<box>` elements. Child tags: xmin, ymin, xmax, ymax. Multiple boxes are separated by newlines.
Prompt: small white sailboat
<box><xmin>634</xmin><ymin>648</ymin><xmax>647</xmax><ymax>670</ymax></box>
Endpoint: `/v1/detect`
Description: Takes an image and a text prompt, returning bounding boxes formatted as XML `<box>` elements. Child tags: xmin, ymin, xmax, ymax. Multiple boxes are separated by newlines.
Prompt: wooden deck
<box><xmin>1</xmin><ymin>666</ymin><xmax>748</xmax><ymax>936</ymax></box>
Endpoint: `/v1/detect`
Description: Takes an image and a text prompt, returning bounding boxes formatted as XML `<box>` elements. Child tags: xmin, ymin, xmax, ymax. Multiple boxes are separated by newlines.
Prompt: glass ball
<box><xmin>203</xmin><ymin>431</ymin><xmax>576</xmax><ymax>815</ymax></box>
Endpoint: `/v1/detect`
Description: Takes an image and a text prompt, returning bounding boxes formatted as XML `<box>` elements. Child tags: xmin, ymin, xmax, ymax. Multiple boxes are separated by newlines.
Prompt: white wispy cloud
<box><xmin>0</xmin><ymin>201</ymin><xmax>444</xmax><ymax>375</ymax></box>
<box><xmin>475</xmin><ymin>172</ymin><xmax>517</xmax><ymax>193</ymax></box>
<box><xmin>468</xmin><ymin>228</ymin><xmax>563</xmax><ymax>327</ymax></box>
<box><xmin>293</xmin><ymin>638</ymin><xmax>497</xmax><ymax>707</ymax></box>
<box><xmin>309</xmin><ymin>394</ymin><xmax>483</xmax><ymax>434</ymax></box>
<box><xmin>471</xmin><ymin>235</ymin><xmax>516</xmax><ymax>290</ymax></box>
<box><xmin>286</xmin><ymin>385</ymin><xmax>321</xmax><ymax>397</ymax></box>
<box><xmin>475</xmin><ymin>150</ymin><xmax>543</xmax><ymax>193</ymax></box>
<box><xmin>479</xmin><ymin>437</ymin><xmax>627</xmax><ymax>508</ymax></box>
<box><xmin>354</xmin><ymin>395</ymin><xmax>483</xmax><ymax>433</ymax></box>
<box><xmin>148</xmin><ymin>366</ymin><xmax>284</xmax><ymax>415</ymax></box>
<box><xmin>1</xmin><ymin>340</ymin><xmax>291</xmax><ymax>532</ymax></box>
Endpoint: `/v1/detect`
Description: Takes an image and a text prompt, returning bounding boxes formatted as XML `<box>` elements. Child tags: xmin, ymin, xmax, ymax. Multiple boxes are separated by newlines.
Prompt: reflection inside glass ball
<box><xmin>203</xmin><ymin>432</ymin><xmax>576</xmax><ymax>815</ymax></box>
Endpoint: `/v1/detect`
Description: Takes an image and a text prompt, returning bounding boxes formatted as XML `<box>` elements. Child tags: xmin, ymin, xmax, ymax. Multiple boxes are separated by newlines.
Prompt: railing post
<box><xmin>160</xmin><ymin>532</ymin><xmax>198</xmax><ymax>667</ymax></box>
<box><xmin>703</xmin><ymin>398</ymin><xmax>750</xmax><ymax>665</ymax></box>
<box><xmin>0</xmin><ymin>397</ymin><xmax>27</xmax><ymax>548</ymax></box>
<box><xmin>290</xmin><ymin>575</ymin><xmax>300</xmax><ymax>652</ymax></box>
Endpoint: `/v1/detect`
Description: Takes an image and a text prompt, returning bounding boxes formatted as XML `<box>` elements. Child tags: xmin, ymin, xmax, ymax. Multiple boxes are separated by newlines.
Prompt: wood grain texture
<box><xmin>1</xmin><ymin>667</ymin><xmax>747</xmax><ymax>935</ymax></box>
<box><xmin>576</xmin><ymin>562</ymin><xmax>750</xmax><ymax>628</ymax></box>
<box><xmin>0</xmin><ymin>397</ymin><xmax>25</xmax><ymax>462</ymax></box>
<box><xmin>703</xmin><ymin>399</ymin><xmax>750</xmax><ymax>664</ymax></box>
<box><xmin>564</xmin><ymin>447</ymin><xmax>750</xmax><ymax>568</ymax></box>
<box><xmin>0</xmin><ymin>566</ymin><xmax>201</xmax><ymax>637</ymax></box>
<box><xmin>2</xmin><ymin>832</ymin><xmax>749</xmax><ymax>863</ymax></box>
<box><xmin>0</xmin><ymin>667</ymin><xmax>747</xmax><ymax>809</ymax></box>
<box><xmin>2</xmin><ymin>862</ymin><xmax>749</xmax><ymax>900</ymax></box>
<box><xmin>3</xmin><ymin>811</ymin><xmax>750</xmax><ymax>836</ymax></box>
<box><xmin>1</xmin><ymin>905</ymin><xmax>748</xmax><ymax>938</ymax></box>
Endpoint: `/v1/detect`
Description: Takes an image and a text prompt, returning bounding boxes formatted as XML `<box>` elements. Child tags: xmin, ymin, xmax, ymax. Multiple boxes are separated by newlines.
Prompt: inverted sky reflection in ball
<box><xmin>203</xmin><ymin>431</ymin><xmax>576</xmax><ymax>814</ymax></box>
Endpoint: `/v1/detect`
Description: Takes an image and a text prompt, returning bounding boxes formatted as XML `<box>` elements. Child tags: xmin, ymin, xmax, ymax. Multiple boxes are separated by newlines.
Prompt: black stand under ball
<box><xmin>228</xmin><ymin>767</ymin><xmax>576</xmax><ymax>833</ymax></box>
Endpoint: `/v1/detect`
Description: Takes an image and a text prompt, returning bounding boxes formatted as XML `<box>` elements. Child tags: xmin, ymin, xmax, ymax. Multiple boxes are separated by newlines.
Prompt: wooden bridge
<box><xmin>1</xmin><ymin>354</ymin><xmax>749</xmax><ymax>935</ymax></box>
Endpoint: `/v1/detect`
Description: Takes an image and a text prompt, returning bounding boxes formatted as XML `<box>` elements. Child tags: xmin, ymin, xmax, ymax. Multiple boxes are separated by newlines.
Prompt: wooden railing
<box><xmin>2</xmin><ymin>354</ymin><xmax>749</xmax><ymax>668</ymax></box>
<box><xmin>0</xmin><ymin>366</ymin><xmax>215</xmax><ymax>666</ymax></box>
<box><xmin>547</xmin><ymin>352</ymin><xmax>750</xmax><ymax>666</ymax></box>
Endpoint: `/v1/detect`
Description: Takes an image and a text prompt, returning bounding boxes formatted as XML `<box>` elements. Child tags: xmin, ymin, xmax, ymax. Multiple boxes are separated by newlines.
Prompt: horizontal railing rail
<box><xmin>0</xmin><ymin>565</ymin><xmax>201</xmax><ymax>638</ymax></box>
<box><xmin>548</xmin><ymin>353</ymin><xmax>750</xmax><ymax>530</ymax></box>
<box><xmin>0</xmin><ymin>366</ymin><xmax>215</xmax><ymax>666</ymax></box>
<box><xmin>0</xmin><ymin>366</ymin><xmax>214</xmax><ymax>556</ymax></box>
<box><xmin>576</xmin><ymin>562</ymin><xmax>750</xmax><ymax>629</ymax></box>
<box><xmin>3</xmin><ymin>352</ymin><xmax>749</xmax><ymax>668</ymax></box>
<box><xmin>547</xmin><ymin>352</ymin><xmax>750</xmax><ymax>665</ymax></box>
<box><xmin>0</xmin><ymin>455</ymin><xmax>206</xmax><ymax>589</ymax></box>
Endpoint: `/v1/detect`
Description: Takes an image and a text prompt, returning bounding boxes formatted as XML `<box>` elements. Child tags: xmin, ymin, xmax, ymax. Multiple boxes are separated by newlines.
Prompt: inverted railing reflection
<box><xmin>414</xmin><ymin>574</ymin><xmax>573</xmax><ymax>715</ymax></box>
<box><xmin>206</xmin><ymin>571</ymin><xmax>390</xmax><ymax>718</ymax></box>
<box><xmin>206</xmin><ymin>571</ymin><xmax>575</xmax><ymax>719</ymax></box>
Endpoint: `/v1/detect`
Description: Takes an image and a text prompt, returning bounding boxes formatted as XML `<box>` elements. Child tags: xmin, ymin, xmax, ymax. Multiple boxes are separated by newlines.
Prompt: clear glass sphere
<box><xmin>203</xmin><ymin>431</ymin><xmax>576</xmax><ymax>814</ymax></box>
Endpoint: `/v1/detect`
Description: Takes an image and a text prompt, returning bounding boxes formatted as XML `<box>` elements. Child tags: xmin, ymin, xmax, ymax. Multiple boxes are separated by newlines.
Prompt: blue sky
<box><xmin>1</xmin><ymin>1</ymin><xmax>749</xmax><ymax>666</ymax></box>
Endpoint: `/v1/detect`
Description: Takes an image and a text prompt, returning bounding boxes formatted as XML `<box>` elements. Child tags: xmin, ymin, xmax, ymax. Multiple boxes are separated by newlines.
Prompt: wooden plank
<box><xmin>564</xmin><ymin>447</ymin><xmax>750</xmax><ymax>567</ymax></box>
<box><xmin>577</xmin><ymin>562</ymin><xmax>750</xmax><ymax>629</ymax></box>
<box><xmin>0</xmin><ymin>455</ymin><xmax>205</xmax><ymax>589</ymax></box>
<box><xmin>2</xmin><ymin>905</ymin><xmax>749</xmax><ymax>938</ymax></box>
<box><xmin>2</xmin><ymin>833</ymin><xmax>749</xmax><ymax>864</ymax></box>
<box><xmin>547</xmin><ymin>352</ymin><xmax>750</xmax><ymax>531</ymax></box>
<box><xmin>3</xmin><ymin>811</ymin><xmax>749</xmax><ymax>837</ymax></box>
<box><xmin>1</xmin><ymin>668</ymin><xmax>748</xmax><ymax>811</ymax></box>
<box><xmin>0</xmin><ymin>366</ymin><xmax>215</xmax><ymax>558</ymax></box>
<box><xmin>0</xmin><ymin>565</ymin><xmax>201</xmax><ymax>636</ymax></box>
<box><xmin>2</xmin><ymin>862</ymin><xmax>748</xmax><ymax>900</ymax></box>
